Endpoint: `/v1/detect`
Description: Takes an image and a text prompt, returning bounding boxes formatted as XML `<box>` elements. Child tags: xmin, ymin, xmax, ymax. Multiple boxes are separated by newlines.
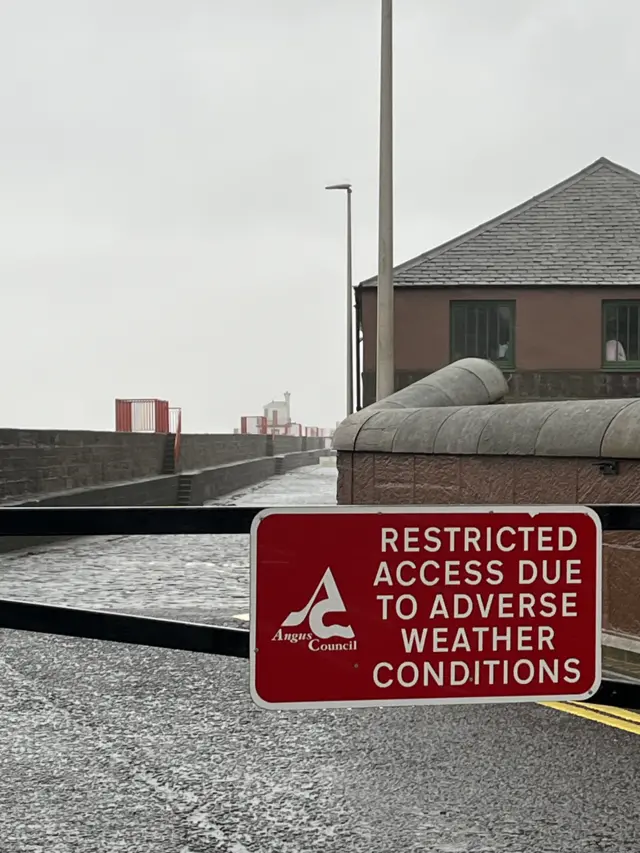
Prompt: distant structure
<box><xmin>263</xmin><ymin>391</ymin><xmax>292</xmax><ymax>435</ymax></box>
<box><xmin>236</xmin><ymin>392</ymin><xmax>335</xmax><ymax>445</ymax></box>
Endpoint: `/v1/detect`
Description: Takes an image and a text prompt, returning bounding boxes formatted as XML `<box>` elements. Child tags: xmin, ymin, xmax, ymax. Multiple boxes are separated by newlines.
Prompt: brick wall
<box><xmin>177</xmin><ymin>434</ymin><xmax>324</xmax><ymax>470</ymax></box>
<box><xmin>505</xmin><ymin>370</ymin><xmax>640</xmax><ymax>400</ymax></box>
<box><xmin>0</xmin><ymin>429</ymin><xmax>166</xmax><ymax>503</ymax></box>
<box><xmin>274</xmin><ymin>435</ymin><xmax>308</xmax><ymax>454</ymax></box>
<box><xmin>0</xmin><ymin>429</ymin><xmax>326</xmax><ymax>504</ymax></box>
<box><xmin>362</xmin><ymin>369</ymin><xmax>640</xmax><ymax>407</ymax></box>
<box><xmin>178</xmin><ymin>434</ymin><xmax>271</xmax><ymax>471</ymax></box>
<box><xmin>0</xmin><ymin>449</ymin><xmax>329</xmax><ymax>554</ymax></box>
<box><xmin>337</xmin><ymin>450</ymin><xmax>640</xmax><ymax>642</ymax></box>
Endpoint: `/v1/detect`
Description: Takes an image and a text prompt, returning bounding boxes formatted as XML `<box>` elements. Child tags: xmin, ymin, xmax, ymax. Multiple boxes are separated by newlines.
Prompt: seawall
<box><xmin>0</xmin><ymin>429</ymin><xmax>325</xmax><ymax>504</ymax></box>
<box><xmin>0</xmin><ymin>429</ymin><xmax>330</xmax><ymax>554</ymax></box>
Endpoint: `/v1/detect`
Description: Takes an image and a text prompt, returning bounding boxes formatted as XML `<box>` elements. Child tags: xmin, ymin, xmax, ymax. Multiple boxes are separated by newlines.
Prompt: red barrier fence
<box><xmin>240</xmin><ymin>416</ymin><xmax>268</xmax><ymax>435</ymax></box>
<box><xmin>285</xmin><ymin>422</ymin><xmax>303</xmax><ymax>437</ymax></box>
<box><xmin>173</xmin><ymin>408</ymin><xmax>182</xmax><ymax>466</ymax></box>
<box><xmin>238</xmin><ymin>415</ymin><xmax>332</xmax><ymax>439</ymax></box>
<box><xmin>169</xmin><ymin>407</ymin><xmax>182</xmax><ymax>434</ymax></box>
<box><xmin>115</xmin><ymin>399</ymin><xmax>170</xmax><ymax>433</ymax></box>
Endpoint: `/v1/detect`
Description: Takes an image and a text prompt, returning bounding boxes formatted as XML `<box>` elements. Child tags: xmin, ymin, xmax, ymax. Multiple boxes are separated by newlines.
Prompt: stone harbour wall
<box><xmin>0</xmin><ymin>428</ymin><xmax>325</xmax><ymax>504</ymax></box>
<box><xmin>0</xmin><ymin>448</ymin><xmax>331</xmax><ymax>554</ymax></box>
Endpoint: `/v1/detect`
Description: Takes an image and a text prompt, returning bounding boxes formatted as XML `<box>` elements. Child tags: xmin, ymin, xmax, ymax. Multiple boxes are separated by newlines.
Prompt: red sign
<box><xmin>249</xmin><ymin>506</ymin><xmax>602</xmax><ymax>710</ymax></box>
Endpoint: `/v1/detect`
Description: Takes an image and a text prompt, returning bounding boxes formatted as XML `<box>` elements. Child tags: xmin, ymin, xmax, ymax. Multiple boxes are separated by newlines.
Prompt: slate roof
<box><xmin>359</xmin><ymin>157</ymin><xmax>640</xmax><ymax>289</ymax></box>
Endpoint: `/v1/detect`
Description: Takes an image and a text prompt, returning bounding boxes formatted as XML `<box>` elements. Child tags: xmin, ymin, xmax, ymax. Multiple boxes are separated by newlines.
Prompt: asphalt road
<box><xmin>0</xmin><ymin>461</ymin><xmax>639</xmax><ymax>853</ymax></box>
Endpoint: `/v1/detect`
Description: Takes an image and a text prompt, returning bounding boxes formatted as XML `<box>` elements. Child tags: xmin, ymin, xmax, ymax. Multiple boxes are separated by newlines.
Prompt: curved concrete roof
<box><xmin>335</xmin><ymin>356</ymin><xmax>640</xmax><ymax>457</ymax></box>
<box><xmin>368</xmin><ymin>357</ymin><xmax>508</xmax><ymax>411</ymax></box>
<box><xmin>334</xmin><ymin>358</ymin><xmax>508</xmax><ymax>451</ymax></box>
<box><xmin>335</xmin><ymin>397</ymin><xmax>640</xmax><ymax>458</ymax></box>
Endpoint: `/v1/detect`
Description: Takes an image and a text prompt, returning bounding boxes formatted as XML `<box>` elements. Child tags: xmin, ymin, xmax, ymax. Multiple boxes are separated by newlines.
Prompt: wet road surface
<box><xmin>0</xmin><ymin>461</ymin><xmax>639</xmax><ymax>852</ymax></box>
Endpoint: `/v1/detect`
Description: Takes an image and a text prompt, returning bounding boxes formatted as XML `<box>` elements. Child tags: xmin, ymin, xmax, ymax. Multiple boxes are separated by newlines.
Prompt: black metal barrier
<box><xmin>0</xmin><ymin>599</ymin><xmax>250</xmax><ymax>658</ymax></box>
<box><xmin>0</xmin><ymin>505</ymin><xmax>639</xmax><ymax>710</ymax></box>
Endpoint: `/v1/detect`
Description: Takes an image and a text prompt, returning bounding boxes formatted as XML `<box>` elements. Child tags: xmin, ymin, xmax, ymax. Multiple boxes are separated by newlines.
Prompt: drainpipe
<box><xmin>355</xmin><ymin>287</ymin><xmax>363</xmax><ymax>411</ymax></box>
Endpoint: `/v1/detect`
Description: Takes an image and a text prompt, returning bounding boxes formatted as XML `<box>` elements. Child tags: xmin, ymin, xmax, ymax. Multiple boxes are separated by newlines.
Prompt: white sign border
<box><xmin>249</xmin><ymin>504</ymin><xmax>603</xmax><ymax>711</ymax></box>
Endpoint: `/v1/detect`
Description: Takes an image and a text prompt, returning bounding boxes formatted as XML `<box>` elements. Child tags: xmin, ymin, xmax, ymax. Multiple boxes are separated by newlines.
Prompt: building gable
<box><xmin>359</xmin><ymin>157</ymin><xmax>640</xmax><ymax>289</ymax></box>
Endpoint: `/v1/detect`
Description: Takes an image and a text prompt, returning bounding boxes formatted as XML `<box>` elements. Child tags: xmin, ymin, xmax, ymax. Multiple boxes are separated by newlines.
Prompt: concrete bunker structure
<box><xmin>334</xmin><ymin>358</ymin><xmax>640</xmax><ymax>685</ymax></box>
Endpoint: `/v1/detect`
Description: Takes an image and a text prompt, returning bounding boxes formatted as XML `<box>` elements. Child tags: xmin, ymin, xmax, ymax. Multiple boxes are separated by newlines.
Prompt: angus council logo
<box><xmin>271</xmin><ymin>568</ymin><xmax>357</xmax><ymax>652</ymax></box>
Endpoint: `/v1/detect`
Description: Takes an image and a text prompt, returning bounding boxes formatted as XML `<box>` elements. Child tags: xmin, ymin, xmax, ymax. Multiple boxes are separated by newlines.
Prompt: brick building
<box><xmin>356</xmin><ymin>156</ymin><xmax>640</xmax><ymax>407</ymax></box>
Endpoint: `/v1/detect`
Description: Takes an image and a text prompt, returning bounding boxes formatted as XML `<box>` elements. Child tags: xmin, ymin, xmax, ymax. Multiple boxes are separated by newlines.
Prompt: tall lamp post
<box><xmin>376</xmin><ymin>0</ymin><xmax>394</xmax><ymax>401</ymax></box>
<box><xmin>326</xmin><ymin>182</ymin><xmax>354</xmax><ymax>417</ymax></box>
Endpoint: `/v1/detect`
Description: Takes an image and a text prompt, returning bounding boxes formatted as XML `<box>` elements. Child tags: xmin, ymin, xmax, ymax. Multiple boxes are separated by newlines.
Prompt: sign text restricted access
<box><xmin>373</xmin><ymin>523</ymin><xmax>584</xmax><ymax>692</ymax></box>
<box><xmin>249</xmin><ymin>507</ymin><xmax>601</xmax><ymax>710</ymax></box>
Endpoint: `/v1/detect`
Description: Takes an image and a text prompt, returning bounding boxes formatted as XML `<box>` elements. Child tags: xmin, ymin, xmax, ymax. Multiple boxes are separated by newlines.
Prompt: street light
<box><xmin>326</xmin><ymin>182</ymin><xmax>354</xmax><ymax>417</ymax></box>
<box><xmin>377</xmin><ymin>0</ymin><xmax>394</xmax><ymax>401</ymax></box>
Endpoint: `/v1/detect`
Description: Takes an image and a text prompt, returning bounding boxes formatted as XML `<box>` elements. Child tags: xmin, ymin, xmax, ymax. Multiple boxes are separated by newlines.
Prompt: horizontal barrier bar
<box><xmin>0</xmin><ymin>596</ymin><xmax>638</xmax><ymax>706</ymax></box>
<box><xmin>593</xmin><ymin>504</ymin><xmax>640</xmax><ymax>531</ymax></box>
<box><xmin>585</xmin><ymin>679</ymin><xmax>640</xmax><ymax>711</ymax></box>
<box><xmin>1</xmin><ymin>504</ymin><xmax>640</xmax><ymax>536</ymax></box>
<box><xmin>0</xmin><ymin>506</ymin><xmax>265</xmax><ymax>536</ymax></box>
<box><xmin>0</xmin><ymin>598</ymin><xmax>249</xmax><ymax>658</ymax></box>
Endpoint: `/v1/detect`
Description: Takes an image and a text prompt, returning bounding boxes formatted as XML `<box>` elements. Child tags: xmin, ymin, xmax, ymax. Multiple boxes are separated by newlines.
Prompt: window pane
<box><xmin>618</xmin><ymin>305</ymin><xmax>628</xmax><ymax>358</ymax></box>
<box><xmin>451</xmin><ymin>306</ymin><xmax>466</xmax><ymax>361</ymax></box>
<box><xmin>497</xmin><ymin>305</ymin><xmax>513</xmax><ymax>363</ymax></box>
<box><xmin>464</xmin><ymin>306</ymin><xmax>477</xmax><ymax>357</ymax></box>
<box><xmin>604</xmin><ymin>305</ymin><xmax>617</xmax><ymax>361</ymax></box>
<box><xmin>450</xmin><ymin>301</ymin><xmax>513</xmax><ymax>365</ymax></box>
<box><xmin>603</xmin><ymin>302</ymin><xmax>640</xmax><ymax>363</ymax></box>
<box><xmin>630</xmin><ymin>306</ymin><xmax>639</xmax><ymax>361</ymax></box>
<box><xmin>488</xmin><ymin>306</ymin><xmax>500</xmax><ymax>361</ymax></box>
<box><xmin>476</xmin><ymin>305</ymin><xmax>488</xmax><ymax>358</ymax></box>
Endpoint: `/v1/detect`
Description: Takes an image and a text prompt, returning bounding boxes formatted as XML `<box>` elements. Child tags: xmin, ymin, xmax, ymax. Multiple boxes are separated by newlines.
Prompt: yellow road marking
<box><xmin>569</xmin><ymin>702</ymin><xmax>640</xmax><ymax>726</ymax></box>
<box><xmin>540</xmin><ymin>701</ymin><xmax>640</xmax><ymax>736</ymax></box>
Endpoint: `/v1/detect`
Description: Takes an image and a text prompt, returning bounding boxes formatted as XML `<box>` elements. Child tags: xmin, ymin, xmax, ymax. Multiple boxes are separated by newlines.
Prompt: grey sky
<box><xmin>2</xmin><ymin>0</ymin><xmax>638</xmax><ymax>432</ymax></box>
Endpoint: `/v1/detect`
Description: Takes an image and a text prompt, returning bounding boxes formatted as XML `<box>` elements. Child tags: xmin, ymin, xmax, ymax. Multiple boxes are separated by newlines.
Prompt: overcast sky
<box><xmin>2</xmin><ymin>0</ymin><xmax>638</xmax><ymax>433</ymax></box>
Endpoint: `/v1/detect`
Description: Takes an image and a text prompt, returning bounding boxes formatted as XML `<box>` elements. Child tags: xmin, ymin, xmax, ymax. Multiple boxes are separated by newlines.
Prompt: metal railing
<box><xmin>1</xmin><ymin>505</ymin><xmax>639</xmax><ymax>709</ymax></box>
<box><xmin>172</xmin><ymin>408</ymin><xmax>182</xmax><ymax>467</ymax></box>
<box><xmin>169</xmin><ymin>406</ymin><xmax>182</xmax><ymax>435</ymax></box>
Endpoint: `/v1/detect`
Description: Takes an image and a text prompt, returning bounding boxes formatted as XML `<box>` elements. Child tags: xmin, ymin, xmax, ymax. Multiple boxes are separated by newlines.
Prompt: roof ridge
<box><xmin>359</xmin><ymin>156</ymin><xmax>640</xmax><ymax>287</ymax></box>
<box><xmin>595</xmin><ymin>156</ymin><xmax>640</xmax><ymax>182</ymax></box>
